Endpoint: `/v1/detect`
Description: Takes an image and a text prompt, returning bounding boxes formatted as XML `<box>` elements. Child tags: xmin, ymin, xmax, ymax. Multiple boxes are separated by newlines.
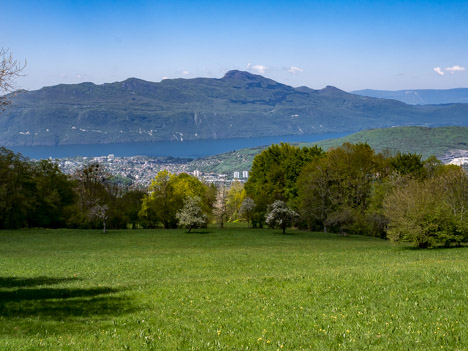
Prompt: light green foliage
<box><xmin>384</xmin><ymin>167</ymin><xmax>468</xmax><ymax>248</ymax></box>
<box><xmin>265</xmin><ymin>200</ymin><xmax>299</xmax><ymax>234</ymax></box>
<box><xmin>0</xmin><ymin>227</ymin><xmax>466</xmax><ymax>350</ymax></box>
<box><xmin>176</xmin><ymin>196</ymin><xmax>208</xmax><ymax>232</ymax></box>
<box><xmin>139</xmin><ymin>170</ymin><xmax>175</xmax><ymax>228</ymax></box>
<box><xmin>140</xmin><ymin>170</ymin><xmax>214</xmax><ymax>228</ymax></box>
<box><xmin>226</xmin><ymin>180</ymin><xmax>245</xmax><ymax>221</ymax></box>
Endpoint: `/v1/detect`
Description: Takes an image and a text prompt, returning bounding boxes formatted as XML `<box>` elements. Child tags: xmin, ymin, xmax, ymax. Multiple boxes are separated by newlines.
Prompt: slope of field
<box><xmin>0</xmin><ymin>226</ymin><xmax>466</xmax><ymax>350</ymax></box>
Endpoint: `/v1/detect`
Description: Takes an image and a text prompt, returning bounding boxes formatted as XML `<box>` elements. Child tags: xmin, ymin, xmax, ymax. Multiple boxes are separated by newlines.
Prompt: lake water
<box><xmin>9</xmin><ymin>132</ymin><xmax>351</xmax><ymax>159</ymax></box>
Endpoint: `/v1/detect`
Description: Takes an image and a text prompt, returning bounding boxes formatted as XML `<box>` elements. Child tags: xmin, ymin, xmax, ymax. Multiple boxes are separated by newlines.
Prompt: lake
<box><xmin>9</xmin><ymin>132</ymin><xmax>351</xmax><ymax>159</ymax></box>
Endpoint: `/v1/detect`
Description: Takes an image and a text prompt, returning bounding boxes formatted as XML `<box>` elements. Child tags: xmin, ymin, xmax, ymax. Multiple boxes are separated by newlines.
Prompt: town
<box><xmin>55</xmin><ymin>154</ymin><xmax>249</xmax><ymax>187</ymax></box>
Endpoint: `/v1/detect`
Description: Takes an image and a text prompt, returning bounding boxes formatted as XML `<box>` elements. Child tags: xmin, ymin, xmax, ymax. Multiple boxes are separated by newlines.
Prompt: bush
<box><xmin>383</xmin><ymin>170</ymin><xmax>467</xmax><ymax>248</ymax></box>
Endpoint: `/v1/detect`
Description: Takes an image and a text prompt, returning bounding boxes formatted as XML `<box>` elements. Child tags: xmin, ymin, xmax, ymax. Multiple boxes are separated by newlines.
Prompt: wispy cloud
<box><xmin>445</xmin><ymin>65</ymin><xmax>466</xmax><ymax>74</ymax></box>
<box><xmin>433</xmin><ymin>67</ymin><xmax>444</xmax><ymax>76</ymax></box>
<box><xmin>247</xmin><ymin>63</ymin><xmax>267</xmax><ymax>74</ymax></box>
<box><xmin>287</xmin><ymin>66</ymin><xmax>304</xmax><ymax>74</ymax></box>
<box><xmin>182</xmin><ymin>70</ymin><xmax>190</xmax><ymax>76</ymax></box>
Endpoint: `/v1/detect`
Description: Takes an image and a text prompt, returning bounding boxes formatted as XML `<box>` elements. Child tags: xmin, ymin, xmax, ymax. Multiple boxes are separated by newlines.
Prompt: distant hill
<box><xmin>352</xmin><ymin>88</ymin><xmax>468</xmax><ymax>105</ymax></box>
<box><xmin>303</xmin><ymin>126</ymin><xmax>468</xmax><ymax>160</ymax></box>
<box><xmin>1</xmin><ymin>71</ymin><xmax>468</xmax><ymax>146</ymax></box>
<box><xmin>188</xmin><ymin>126</ymin><xmax>468</xmax><ymax>174</ymax></box>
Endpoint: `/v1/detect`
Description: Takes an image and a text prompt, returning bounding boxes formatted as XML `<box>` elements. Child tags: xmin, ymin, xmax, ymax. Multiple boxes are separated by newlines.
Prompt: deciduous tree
<box><xmin>298</xmin><ymin>143</ymin><xmax>381</xmax><ymax>233</ymax></box>
<box><xmin>245</xmin><ymin>143</ymin><xmax>323</xmax><ymax>223</ymax></box>
<box><xmin>383</xmin><ymin>168</ymin><xmax>468</xmax><ymax>248</ymax></box>
<box><xmin>239</xmin><ymin>197</ymin><xmax>255</xmax><ymax>227</ymax></box>
<box><xmin>140</xmin><ymin>171</ymin><xmax>214</xmax><ymax>228</ymax></box>
<box><xmin>176</xmin><ymin>196</ymin><xmax>208</xmax><ymax>233</ymax></box>
<box><xmin>265</xmin><ymin>200</ymin><xmax>298</xmax><ymax>234</ymax></box>
<box><xmin>226</xmin><ymin>180</ymin><xmax>245</xmax><ymax>221</ymax></box>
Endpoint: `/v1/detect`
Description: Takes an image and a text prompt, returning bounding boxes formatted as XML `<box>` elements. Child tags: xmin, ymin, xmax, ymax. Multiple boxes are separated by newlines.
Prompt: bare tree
<box><xmin>1</xmin><ymin>48</ymin><xmax>26</xmax><ymax>110</ymax></box>
<box><xmin>89</xmin><ymin>204</ymin><xmax>109</xmax><ymax>233</ymax></box>
<box><xmin>239</xmin><ymin>197</ymin><xmax>255</xmax><ymax>227</ymax></box>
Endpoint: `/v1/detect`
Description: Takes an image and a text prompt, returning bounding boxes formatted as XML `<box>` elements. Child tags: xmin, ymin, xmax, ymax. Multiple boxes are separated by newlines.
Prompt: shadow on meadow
<box><xmin>0</xmin><ymin>276</ymin><xmax>79</xmax><ymax>288</ymax></box>
<box><xmin>185</xmin><ymin>230</ymin><xmax>212</xmax><ymax>234</ymax></box>
<box><xmin>0</xmin><ymin>276</ymin><xmax>135</xmax><ymax>320</ymax></box>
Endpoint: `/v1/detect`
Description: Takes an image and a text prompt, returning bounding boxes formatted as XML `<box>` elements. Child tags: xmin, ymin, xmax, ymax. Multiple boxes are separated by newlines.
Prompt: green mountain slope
<box><xmin>1</xmin><ymin>71</ymin><xmax>468</xmax><ymax>146</ymax></box>
<box><xmin>303</xmin><ymin>126</ymin><xmax>468</xmax><ymax>159</ymax></box>
<box><xmin>188</xmin><ymin>127</ymin><xmax>468</xmax><ymax>174</ymax></box>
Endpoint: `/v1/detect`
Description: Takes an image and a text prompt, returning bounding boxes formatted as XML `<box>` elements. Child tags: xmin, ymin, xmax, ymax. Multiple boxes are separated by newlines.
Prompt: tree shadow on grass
<box><xmin>270</xmin><ymin>230</ymin><xmax>296</xmax><ymax>236</ymax></box>
<box><xmin>186</xmin><ymin>231</ymin><xmax>212</xmax><ymax>234</ymax></box>
<box><xmin>0</xmin><ymin>276</ymin><xmax>135</xmax><ymax>320</ymax></box>
<box><xmin>0</xmin><ymin>276</ymin><xmax>80</xmax><ymax>289</ymax></box>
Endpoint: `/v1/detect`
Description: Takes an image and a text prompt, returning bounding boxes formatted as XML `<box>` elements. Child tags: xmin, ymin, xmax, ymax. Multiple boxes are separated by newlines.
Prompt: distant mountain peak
<box><xmin>123</xmin><ymin>77</ymin><xmax>146</xmax><ymax>83</ymax></box>
<box><xmin>321</xmin><ymin>85</ymin><xmax>345</xmax><ymax>93</ymax></box>
<box><xmin>121</xmin><ymin>77</ymin><xmax>150</xmax><ymax>86</ymax></box>
<box><xmin>222</xmin><ymin>70</ymin><xmax>262</xmax><ymax>81</ymax></box>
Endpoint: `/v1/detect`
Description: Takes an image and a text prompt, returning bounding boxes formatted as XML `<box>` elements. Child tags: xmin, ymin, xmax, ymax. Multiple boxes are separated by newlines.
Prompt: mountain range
<box><xmin>352</xmin><ymin>88</ymin><xmax>468</xmax><ymax>105</ymax></box>
<box><xmin>1</xmin><ymin>70</ymin><xmax>468</xmax><ymax>146</ymax></box>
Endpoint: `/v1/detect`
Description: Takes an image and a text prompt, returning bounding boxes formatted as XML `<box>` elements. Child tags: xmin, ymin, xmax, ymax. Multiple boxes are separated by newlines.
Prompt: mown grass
<box><xmin>0</xmin><ymin>226</ymin><xmax>466</xmax><ymax>350</ymax></box>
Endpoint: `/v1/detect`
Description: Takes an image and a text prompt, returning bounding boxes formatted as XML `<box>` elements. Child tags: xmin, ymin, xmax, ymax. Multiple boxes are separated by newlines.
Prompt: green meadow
<box><xmin>0</xmin><ymin>226</ymin><xmax>466</xmax><ymax>350</ymax></box>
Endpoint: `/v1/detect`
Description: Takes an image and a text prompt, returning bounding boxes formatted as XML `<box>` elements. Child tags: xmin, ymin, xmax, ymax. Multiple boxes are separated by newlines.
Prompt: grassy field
<box><xmin>0</xmin><ymin>226</ymin><xmax>466</xmax><ymax>350</ymax></box>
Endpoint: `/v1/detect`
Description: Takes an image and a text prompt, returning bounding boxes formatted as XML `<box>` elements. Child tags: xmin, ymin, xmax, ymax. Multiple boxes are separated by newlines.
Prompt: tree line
<box><xmin>0</xmin><ymin>147</ymin><xmax>248</xmax><ymax>231</ymax></box>
<box><xmin>1</xmin><ymin>143</ymin><xmax>467</xmax><ymax>248</ymax></box>
<box><xmin>245</xmin><ymin>142</ymin><xmax>467</xmax><ymax>248</ymax></box>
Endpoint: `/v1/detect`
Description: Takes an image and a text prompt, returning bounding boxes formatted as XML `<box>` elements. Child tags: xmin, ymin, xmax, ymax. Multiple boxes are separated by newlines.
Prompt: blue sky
<box><xmin>2</xmin><ymin>0</ymin><xmax>467</xmax><ymax>91</ymax></box>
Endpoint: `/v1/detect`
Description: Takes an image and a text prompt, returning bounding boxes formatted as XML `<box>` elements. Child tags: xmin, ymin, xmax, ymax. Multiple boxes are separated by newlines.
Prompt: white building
<box><xmin>242</xmin><ymin>171</ymin><xmax>249</xmax><ymax>178</ymax></box>
<box><xmin>233</xmin><ymin>171</ymin><xmax>240</xmax><ymax>179</ymax></box>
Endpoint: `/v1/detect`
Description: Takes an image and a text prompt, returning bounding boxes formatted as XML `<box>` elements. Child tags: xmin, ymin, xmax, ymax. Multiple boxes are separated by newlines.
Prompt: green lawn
<box><xmin>0</xmin><ymin>226</ymin><xmax>466</xmax><ymax>350</ymax></box>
